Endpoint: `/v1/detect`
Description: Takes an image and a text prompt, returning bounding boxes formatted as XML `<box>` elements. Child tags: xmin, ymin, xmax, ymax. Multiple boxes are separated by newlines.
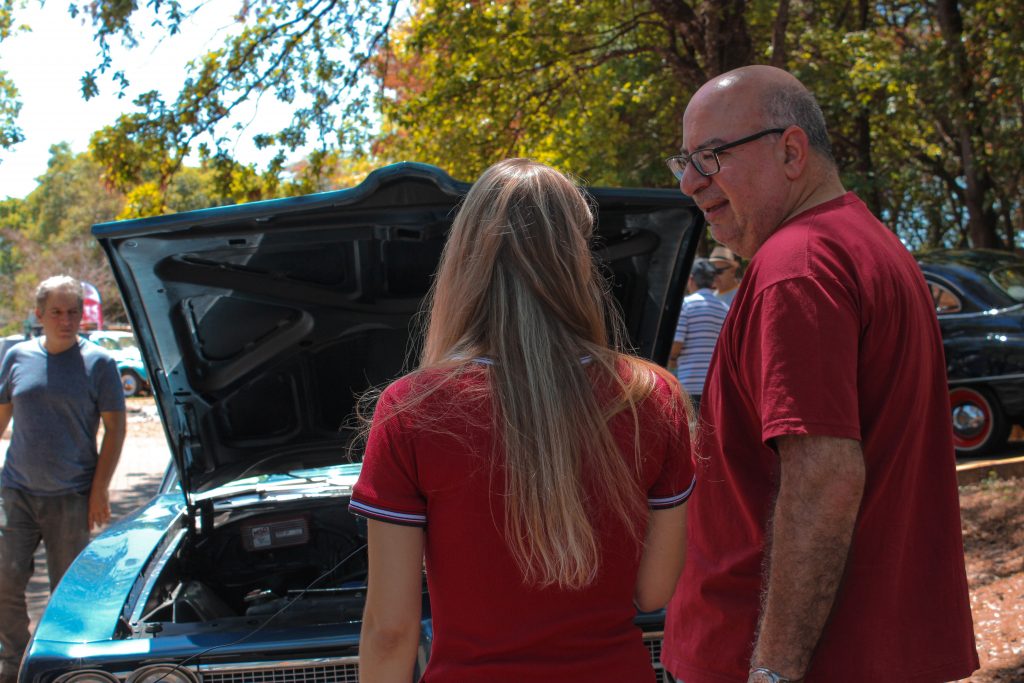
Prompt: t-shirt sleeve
<box><xmin>647</xmin><ymin>379</ymin><xmax>696</xmax><ymax>510</ymax></box>
<box><xmin>750</xmin><ymin>275</ymin><xmax>861</xmax><ymax>446</ymax></box>
<box><xmin>349</xmin><ymin>386</ymin><xmax>427</xmax><ymax>527</ymax></box>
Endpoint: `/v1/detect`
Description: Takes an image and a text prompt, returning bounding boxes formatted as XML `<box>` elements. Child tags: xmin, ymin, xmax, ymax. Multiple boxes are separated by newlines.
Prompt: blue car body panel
<box><xmin>30</xmin><ymin>492</ymin><xmax>184</xmax><ymax>644</ymax></box>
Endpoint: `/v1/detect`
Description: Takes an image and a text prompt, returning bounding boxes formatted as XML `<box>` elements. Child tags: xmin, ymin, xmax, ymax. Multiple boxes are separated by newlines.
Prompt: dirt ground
<box><xmin>959</xmin><ymin>475</ymin><xmax>1024</xmax><ymax>682</ymax></box>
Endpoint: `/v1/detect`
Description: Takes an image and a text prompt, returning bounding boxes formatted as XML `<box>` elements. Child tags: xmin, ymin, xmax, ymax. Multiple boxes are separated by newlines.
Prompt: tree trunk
<box><xmin>854</xmin><ymin>110</ymin><xmax>884</xmax><ymax>219</ymax></box>
<box><xmin>700</xmin><ymin>0</ymin><xmax>755</xmax><ymax>76</ymax></box>
<box><xmin>933</xmin><ymin>0</ymin><xmax>1001</xmax><ymax>248</ymax></box>
<box><xmin>650</xmin><ymin>0</ymin><xmax>756</xmax><ymax>81</ymax></box>
<box><xmin>770</xmin><ymin>0</ymin><xmax>790</xmax><ymax>67</ymax></box>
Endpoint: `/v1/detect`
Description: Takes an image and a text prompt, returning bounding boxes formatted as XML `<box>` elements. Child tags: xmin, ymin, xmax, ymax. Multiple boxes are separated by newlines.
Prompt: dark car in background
<box><xmin>917</xmin><ymin>249</ymin><xmax>1024</xmax><ymax>455</ymax></box>
<box><xmin>19</xmin><ymin>163</ymin><xmax>702</xmax><ymax>683</ymax></box>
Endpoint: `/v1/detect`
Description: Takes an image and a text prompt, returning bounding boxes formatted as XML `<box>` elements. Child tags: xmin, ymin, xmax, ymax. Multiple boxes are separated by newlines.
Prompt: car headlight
<box><xmin>126</xmin><ymin>665</ymin><xmax>200</xmax><ymax>683</ymax></box>
<box><xmin>54</xmin><ymin>671</ymin><xmax>120</xmax><ymax>683</ymax></box>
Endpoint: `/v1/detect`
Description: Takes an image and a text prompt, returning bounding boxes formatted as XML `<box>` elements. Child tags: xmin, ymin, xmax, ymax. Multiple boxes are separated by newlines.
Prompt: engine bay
<box><xmin>132</xmin><ymin>498</ymin><xmax>370</xmax><ymax>637</ymax></box>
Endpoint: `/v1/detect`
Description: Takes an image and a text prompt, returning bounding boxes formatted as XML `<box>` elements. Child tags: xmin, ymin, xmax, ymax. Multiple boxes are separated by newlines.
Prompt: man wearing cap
<box><xmin>661</xmin><ymin>66</ymin><xmax>976</xmax><ymax>682</ymax></box>
<box><xmin>708</xmin><ymin>245</ymin><xmax>742</xmax><ymax>306</ymax></box>
<box><xmin>669</xmin><ymin>258</ymin><xmax>728</xmax><ymax>414</ymax></box>
<box><xmin>0</xmin><ymin>276</ymin><xmax>126</xmax><ymax>683</ymax></box>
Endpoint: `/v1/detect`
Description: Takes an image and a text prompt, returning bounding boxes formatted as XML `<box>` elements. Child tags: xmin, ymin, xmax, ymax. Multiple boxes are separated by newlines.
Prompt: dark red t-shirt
<box><xmin>663</xmin><ymin>193</ymin><xmax>978</xmax><ymax>682</ymax></box>
<box><xmin>351</xmin><ymin>362</ymin><xmax>694</xmax><ymax>682</ymax></box>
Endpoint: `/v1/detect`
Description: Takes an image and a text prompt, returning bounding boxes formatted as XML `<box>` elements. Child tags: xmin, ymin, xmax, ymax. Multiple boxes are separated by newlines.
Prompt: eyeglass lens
<box><xmin>667</xmin><ymin>150</ymin><xmax>719</xmax><ymax>180</ymax></box>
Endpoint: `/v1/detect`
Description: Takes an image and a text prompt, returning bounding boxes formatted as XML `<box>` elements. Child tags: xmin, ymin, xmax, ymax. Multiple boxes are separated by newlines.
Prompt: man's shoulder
<box><xmin>77</xmin><ymin>338</ymin><xmax>120</xmax><ymax>368</ymax></box>
<box><xmin>752</xmin><ymin>194</ymin><xmax>898</xmax><ymax>286</ymax></box>
<box><xmin>4</xmin><ymin>339</ymin><xmax>42</xmax><ymax>362</ymax></box>
<box><xmin>10</xmin><ymin>338</ymin><xmax>39</xmax><ymax>352</ymax></box>
<box><xmin>684</xmin><ymin>289</ymin><xmax>730</xmax><ymax>312</ymax></box>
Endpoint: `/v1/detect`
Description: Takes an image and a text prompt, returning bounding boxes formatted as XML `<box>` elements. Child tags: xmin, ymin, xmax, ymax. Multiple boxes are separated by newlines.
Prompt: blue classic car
<box><xmin>917</xmin><ymin>249</ymin><xmax>1024</xmax><ymax>455</ymax></box>
<box><xmin>81</xmin><ymin>330</ymin><xmax>151</xmax><ymax>397</ymax></box>
<box><xmin>20</xmin><ymin>163</ymin><xmax>702</xmax><ymax>683</ymax></box>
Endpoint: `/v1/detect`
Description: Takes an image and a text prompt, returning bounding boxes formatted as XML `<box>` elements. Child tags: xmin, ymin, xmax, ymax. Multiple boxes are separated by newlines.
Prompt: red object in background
<box><xmin>81</xmin><ymin>281</ymin><xmax>104</xmax><ymax>330</ymax></box>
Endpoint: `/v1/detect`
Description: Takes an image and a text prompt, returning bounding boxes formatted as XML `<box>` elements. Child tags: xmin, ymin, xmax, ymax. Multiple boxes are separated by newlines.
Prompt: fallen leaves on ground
<box><xmin>960</xmin><ymin>476</ymin><xmax>1024</xmax><ymax>682</ymax></box>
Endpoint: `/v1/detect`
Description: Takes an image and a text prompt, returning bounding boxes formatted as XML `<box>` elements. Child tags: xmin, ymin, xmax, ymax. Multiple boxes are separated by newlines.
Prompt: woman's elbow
<box><xmin>360</xmin><ymin>613</ymin><xmax>421</xmax><ymax>668</ymax></box>
<box><xmin>634</xmin><ymin>583</ymin><xmax>676</xmax><ymax>613</ymax></box>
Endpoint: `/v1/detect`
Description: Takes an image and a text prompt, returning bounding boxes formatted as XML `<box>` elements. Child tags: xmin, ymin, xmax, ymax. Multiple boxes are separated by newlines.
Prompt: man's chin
<box><xmin>709</xmin><ymin>223</ymin><xmax>738</xmax><ymax>250</ymax></box>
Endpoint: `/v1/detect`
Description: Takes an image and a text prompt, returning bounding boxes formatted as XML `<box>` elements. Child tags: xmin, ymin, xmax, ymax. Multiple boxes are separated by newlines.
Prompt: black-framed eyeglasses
<box><xmin>666</xmin><ymin>128</ymin><xmax>787</xmax><ymax>180</ymax></box>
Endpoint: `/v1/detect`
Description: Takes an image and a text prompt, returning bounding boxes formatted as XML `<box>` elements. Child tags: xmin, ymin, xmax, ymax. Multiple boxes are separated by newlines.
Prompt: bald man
<box><xmin>662</xmin><ymin>66</ymin><xmax>977</xmax><ymax>683</ymax></box>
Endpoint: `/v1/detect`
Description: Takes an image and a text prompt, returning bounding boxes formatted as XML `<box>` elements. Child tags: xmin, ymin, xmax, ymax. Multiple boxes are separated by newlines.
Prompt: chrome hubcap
<box><xmin>952</xmin><ymin>403</ymin><xmax>986</xmax><ymax>436</ymax></box>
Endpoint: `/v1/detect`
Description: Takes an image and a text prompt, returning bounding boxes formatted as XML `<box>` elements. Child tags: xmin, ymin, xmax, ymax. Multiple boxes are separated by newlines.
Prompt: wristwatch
<box><xmin>749</xmin><ymin>667</ymin><xmax>798</xmax><ymax>683</ymax></box>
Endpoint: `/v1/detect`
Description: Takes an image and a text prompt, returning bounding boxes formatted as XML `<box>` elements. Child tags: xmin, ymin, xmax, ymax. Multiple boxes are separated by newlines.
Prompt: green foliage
<box><xmin>0</xmin><ymin>0</ymin><xmax>1020</xmax><ymax>327</ymax></box>
<box><xmin>0</xmin><ymin>144</ymin><xmax>126</xmax><ymax>330</ymax></box>
<box><xmin>376</xmin><ymin>0</ymin><xmax>689</xmax><ymax>186</ymax></box>
<box><xmin>77</xmin><ymin>0</ymin><xmax>404</xmax><ymax>190</ymax></box>
<box><xmin>375</xmin><ymin>0</ymin><xmax>1022</xmax><ymax>249</ymax></box>
<box><xmin>0</xmin><ymin>0</ymin><xmax>25</xmax><ymax>149</ymax></box>
<box><xmin>118</xmin><ymin>181</ymin><xmax>166</xmax><ymax>220</ymax></box>
<box><xmin>0</xmin><ymin>70</ymin><xmax>21</xmax><ymax>148</ymax></box>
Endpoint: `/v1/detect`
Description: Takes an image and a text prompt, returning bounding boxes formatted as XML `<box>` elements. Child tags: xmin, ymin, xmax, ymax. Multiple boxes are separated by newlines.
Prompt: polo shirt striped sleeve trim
<box><xmin>648</xmin><ymin>475</ymin><xmax>696</xmax><ymax>510</ymax></box>
<box><xmin>348</xmin><ymin>499</ymin><xmax>427</xmax><ymax>527</ymax></box>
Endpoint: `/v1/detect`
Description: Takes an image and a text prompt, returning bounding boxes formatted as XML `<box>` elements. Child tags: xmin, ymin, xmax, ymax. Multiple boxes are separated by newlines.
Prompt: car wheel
<box><xmin>121</xmin><ymin>370</ymin><xmax>142</xmax><ymax>398</ymax></box>
<box><xmin>949</xmin><ymin>386</ymin><xmax>1009</xmax><ymax>455</ymax></box>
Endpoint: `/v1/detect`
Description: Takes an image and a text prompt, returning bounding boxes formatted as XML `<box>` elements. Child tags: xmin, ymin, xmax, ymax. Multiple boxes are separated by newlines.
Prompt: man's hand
<box><xmin>88</xmin><ymin>486</ymin><xmax>111</xmax><ymax>529</ymax></box>
<box><xmin>89</xmin><ymin>409</ymin><xmax>126</xmax><ymax>530</ymax></box>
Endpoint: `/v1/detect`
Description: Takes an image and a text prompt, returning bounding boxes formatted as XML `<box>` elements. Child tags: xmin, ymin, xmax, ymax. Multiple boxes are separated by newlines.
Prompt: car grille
<box><xmin>643</xmin><ymin>631</ymin><xmax>672</xmax><ymax>682</ymax></box>
<box><xmin>165</xmin><ymin>635</ymin><xmax>667</xmax><ymax>683</ymax></box>
<box><xmin>197</xmin><ymin>659</ymin><xmax>359</xmax><ymax>683</ymax></box>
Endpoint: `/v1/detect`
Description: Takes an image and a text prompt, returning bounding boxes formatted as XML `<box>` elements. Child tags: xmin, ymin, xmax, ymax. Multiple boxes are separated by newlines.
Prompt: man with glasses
<box><xmin>660</xmin><ymin>66</ymin><xmax>977</xmax><ymax>683</ymax></box>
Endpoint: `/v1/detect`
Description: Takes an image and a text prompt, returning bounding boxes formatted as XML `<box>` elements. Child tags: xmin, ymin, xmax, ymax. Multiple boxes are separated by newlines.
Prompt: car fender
<box><xmin>29</xmin><ymin>492</ymin><xmax>186</xmax><ymax>646</ymax></box>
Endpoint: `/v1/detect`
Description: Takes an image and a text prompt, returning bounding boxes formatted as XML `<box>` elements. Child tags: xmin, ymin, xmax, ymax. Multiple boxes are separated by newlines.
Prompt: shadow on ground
<box><xmin>971</xmin><ymin>654</ymin><xmax>1024</xmax><ymax>683</ymax></box>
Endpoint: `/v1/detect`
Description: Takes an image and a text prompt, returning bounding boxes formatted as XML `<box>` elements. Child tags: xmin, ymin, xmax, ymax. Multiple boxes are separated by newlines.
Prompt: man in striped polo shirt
<box><xmin>670</xmin><ymin>258</ymin><xmax>729</xmax><ymax>413</ymax></box>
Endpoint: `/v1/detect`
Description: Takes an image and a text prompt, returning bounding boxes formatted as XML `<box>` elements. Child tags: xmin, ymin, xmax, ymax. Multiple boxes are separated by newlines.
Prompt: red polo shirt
<box><xmin>352</xmin><ymin>362</ymin><xmax>695</xmax><ymax>682</ymax></box>
<box><xmin>663</xmin><ymin>193</ymin><xmax>978</xmax><ymax>681</ymax></box>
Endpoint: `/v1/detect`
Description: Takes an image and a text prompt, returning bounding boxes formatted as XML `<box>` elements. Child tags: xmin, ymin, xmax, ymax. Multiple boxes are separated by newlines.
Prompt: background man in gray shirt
<box><xmin>0</xmin><ymin>275</ymin><xmax>126</xmax><ymax>683</ymax></box>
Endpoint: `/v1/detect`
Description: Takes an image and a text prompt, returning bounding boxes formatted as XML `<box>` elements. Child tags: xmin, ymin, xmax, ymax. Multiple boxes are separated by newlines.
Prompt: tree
<box><xmin>0</xmin><ymin>144</ymin><xmax>125</xmax><ymax>329</ymax></box>
<box><xmin>373</xmin><ymin>0</ymin><xmax>1021</xmax><ymax>249</ymax></box>
<box><xmin>0</xmin><ymin>0</ymin><xmax>24</xmax><ymax>149</ymax></box>
<box><xmin>1</xmin><ymin>1</ymin><xmax>1019</xmax><ymax>249</ymax></box>
<box><xmin>373</xmin><ymin>0</ymin><xmax>762</xmax><ymax>185</ymax></box>
<box><xmin>73</xmin><ymin>0</ymin><xmax>403</xmax><ymax>195</ymax></box>
<box><xmin>917</xmin><ymin>0</ymin><xmax>1022</xmax><ymax>249</ymax></box>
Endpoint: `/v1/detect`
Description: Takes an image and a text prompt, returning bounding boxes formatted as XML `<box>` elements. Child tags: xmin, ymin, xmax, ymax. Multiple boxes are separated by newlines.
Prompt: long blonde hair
<box><xmin>401</xmin><ymin>159</ymin><xmax>677</xmax><ymax>589</ymax></box>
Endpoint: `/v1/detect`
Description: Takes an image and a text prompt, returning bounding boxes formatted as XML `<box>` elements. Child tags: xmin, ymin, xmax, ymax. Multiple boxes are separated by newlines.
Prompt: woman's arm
<box><xmin>359</xmin><ymin>519</ymin><xmax>426</xmax><ymax>683</ymax></box>
<box><xmin>635</xmin><ymin>505</ymin><xmax>688</xmax><ymax>612</ymax></box>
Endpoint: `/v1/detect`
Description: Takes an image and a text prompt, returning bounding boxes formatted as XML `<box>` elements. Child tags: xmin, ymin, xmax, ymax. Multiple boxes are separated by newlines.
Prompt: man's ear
<box><xmin>780</xmin><ymin>126</ymin><xmax>809</xmax><ymax>180</ymax></box>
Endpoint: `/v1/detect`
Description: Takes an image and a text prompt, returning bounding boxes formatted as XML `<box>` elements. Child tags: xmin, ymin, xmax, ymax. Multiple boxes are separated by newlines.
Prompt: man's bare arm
<box><xmin>0</xmin><ymin>402</ymin><xmax>11</xmax><ymax>439</ymax></box>
<box><xmin>89</xmin><ymin>409</ymin><xmax>127</xmax><ymax>529</ymax></box>
<box><xmin>749</xmin><ymin>435</ymin><xmax>865</xmax><ymax>681</ymax></box>
<box><xmin>669</xmin><ymin>341</ymin><xmax>683</xmax><ymax>365</ymax></box>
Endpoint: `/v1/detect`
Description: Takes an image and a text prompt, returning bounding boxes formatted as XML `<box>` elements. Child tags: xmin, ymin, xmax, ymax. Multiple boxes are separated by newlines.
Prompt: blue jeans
<box><xmin>0</xmin><ymin>487</ymin><xmax>90</xmax><ymax>681</ymax></box>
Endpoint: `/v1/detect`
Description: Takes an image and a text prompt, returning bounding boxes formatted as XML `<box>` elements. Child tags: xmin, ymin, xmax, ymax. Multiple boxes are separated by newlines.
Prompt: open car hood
<box><xmin>93</xmin><ymin>162</ymin><xmax>703</xmax><ymax>497</ymax></box>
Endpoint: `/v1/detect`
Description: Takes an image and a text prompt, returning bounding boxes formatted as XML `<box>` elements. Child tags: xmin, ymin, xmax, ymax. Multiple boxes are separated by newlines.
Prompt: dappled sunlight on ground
<box><xmin>960</xmin><ymin>476</ymin><xmax>1024</xmax><ymax>682</ymax></box>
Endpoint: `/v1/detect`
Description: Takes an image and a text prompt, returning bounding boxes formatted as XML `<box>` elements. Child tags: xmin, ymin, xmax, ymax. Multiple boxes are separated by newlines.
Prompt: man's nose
<box><xmin>679</xmin><ymin>162</ymin><xmax>711</xmax><ymax>197</ymax></box>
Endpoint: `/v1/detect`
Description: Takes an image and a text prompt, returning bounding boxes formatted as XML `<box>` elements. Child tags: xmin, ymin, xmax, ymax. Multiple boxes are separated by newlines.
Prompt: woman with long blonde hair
<box><xmin>350</xmin><ymin>159</ymin><xmax>695</xmax><ymax>682</ymax></box>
